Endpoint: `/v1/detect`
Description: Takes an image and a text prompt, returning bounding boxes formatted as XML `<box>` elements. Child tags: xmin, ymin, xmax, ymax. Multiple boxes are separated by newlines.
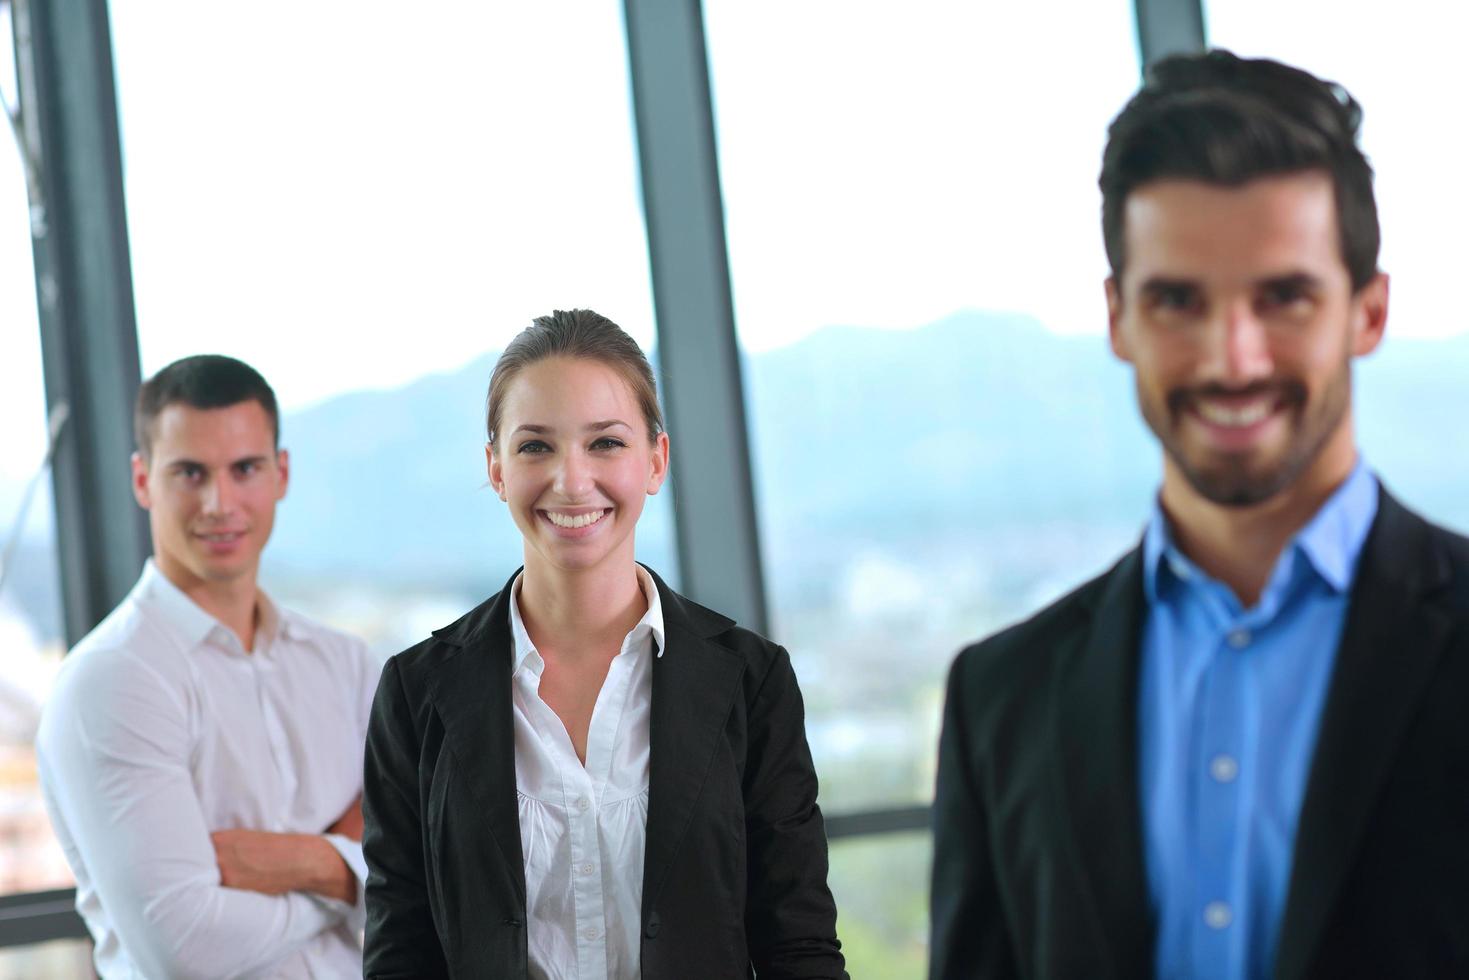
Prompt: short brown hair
<box><xmin>135</xmin><ymin>354</ymin><xmax>280</xmax><ymax>460</ymax></box>
<box><xmin>485</xmin><ymin>309</ymin><xmax>664</xmax><ymax>450</ymax></box>
<box><xmin>1101</xmin><ymin>49</ymin><xmax>1379</xmax><ymax>291</ymax></box>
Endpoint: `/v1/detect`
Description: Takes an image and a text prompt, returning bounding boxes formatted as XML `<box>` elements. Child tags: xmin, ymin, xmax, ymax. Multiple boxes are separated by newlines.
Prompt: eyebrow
<box><xmin>511</xmin><ymin>420</ymin><xmax>633</xmax><ymax>436</ymax></box>
<box><xmin>164</xmin><ymin>455</ymin><xmax>270</xmax><ymax>471</ymax></box>
<box><xmin>1257</xmin><ymin>272</ymin><xmax>1322</xmax><ymax>292</ymax></box>
<box><xmin>1138</xmin><ymin>276</ymin><xmax>1199</xmax><ymax>297</ymax></box>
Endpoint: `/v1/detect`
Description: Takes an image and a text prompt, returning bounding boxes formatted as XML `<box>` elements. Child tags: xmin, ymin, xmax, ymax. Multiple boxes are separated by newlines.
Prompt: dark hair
<box><xmin>135</xmin><ymin>354</ymin><xmax>280</xmax><ymax>459</ymax></box>
<box><xmin>485</xmin><ymin>309</ymin><xmax>663</xmax><ymax>449</ymax></box>
<box><xmin>1100</xmin><ymin>49</ymin><xmax>1379</xmax><ymax>291</ymax></box>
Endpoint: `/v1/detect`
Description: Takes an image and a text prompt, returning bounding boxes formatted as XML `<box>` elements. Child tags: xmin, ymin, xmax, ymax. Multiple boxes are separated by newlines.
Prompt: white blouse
<box><xmin>508</xmin><ymin>567</ymin><xmax>664</xmax><ymax>980</ymax></box>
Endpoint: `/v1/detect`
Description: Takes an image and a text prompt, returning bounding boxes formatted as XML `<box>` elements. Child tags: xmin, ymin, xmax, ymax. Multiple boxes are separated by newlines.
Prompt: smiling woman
<box><xmin>361</xmin><ymin>310</ymin><xmax>849</xmax><ymax>980</ymax></box>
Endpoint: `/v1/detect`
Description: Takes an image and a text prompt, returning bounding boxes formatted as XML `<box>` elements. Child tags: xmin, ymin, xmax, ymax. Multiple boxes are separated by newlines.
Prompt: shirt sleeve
<box><xmin>319</xmin><ymin>635</ymin><xmax>384</xmax><ymax>934</ymax></box>
<box><xmin>37</xmin><ymin>648</ymin><xmax>348</xmax><ymax>980</ymax></box>
<box><xmin>322</xmin><ymin>833</ymin><xmax>367</xmax><ymax>931</ymax></box>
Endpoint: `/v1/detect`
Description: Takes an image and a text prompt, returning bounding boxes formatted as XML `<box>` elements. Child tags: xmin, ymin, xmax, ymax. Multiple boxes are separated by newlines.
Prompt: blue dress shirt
<box><xmin>1137</xmin><ymin>461</ymin><xmax>1378</xmax><ymax>980</ymax></box>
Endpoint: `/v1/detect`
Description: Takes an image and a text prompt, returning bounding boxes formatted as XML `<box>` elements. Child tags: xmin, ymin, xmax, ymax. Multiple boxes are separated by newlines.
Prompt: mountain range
<box><xmin>5</xmin><ymin>310</ymin><xmax>1468</xmax><ymax>649</ymax></box>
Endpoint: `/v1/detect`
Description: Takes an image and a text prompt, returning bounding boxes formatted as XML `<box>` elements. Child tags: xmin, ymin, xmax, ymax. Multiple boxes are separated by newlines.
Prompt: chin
<box><xmin>1177</xmin><ymin>451</ymin><xmax>1303</xmax><ymax>507</ymax></box>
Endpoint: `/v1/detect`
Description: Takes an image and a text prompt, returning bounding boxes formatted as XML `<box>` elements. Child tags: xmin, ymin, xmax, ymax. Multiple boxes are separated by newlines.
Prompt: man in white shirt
<box><xmin>37</xmin><ymin>354</ymin><xmax>380</xmax><ymax>979</ymax></box>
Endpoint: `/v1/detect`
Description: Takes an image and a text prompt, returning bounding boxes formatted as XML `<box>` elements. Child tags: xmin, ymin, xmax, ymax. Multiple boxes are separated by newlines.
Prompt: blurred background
<box><xmin>2</xmin><ymin>0</ymin><xmax>1466</xmax><ymax>975</ymax></box>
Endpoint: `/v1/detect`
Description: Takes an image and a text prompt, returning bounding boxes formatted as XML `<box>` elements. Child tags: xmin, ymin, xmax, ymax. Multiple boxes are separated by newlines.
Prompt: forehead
<box><xmin>1120</xmin><ymin>171</ymin><xmax>1348</xmax><ymax>289</ymax></box>
<box><xmin>150</xmin><ymin>401</ymin><xmax>275</xmax><ymax>461</ymax></box>
<box><xmin>501</xmin><ymin>357</ymin><xmax>640</xmax><ymax>422</ymax></box>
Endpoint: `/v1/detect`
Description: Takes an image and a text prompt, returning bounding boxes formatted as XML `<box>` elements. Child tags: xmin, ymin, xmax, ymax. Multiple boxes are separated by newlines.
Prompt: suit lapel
<box><xmin>423</xmin><ymin>579</ymin><xmax>527</xmax><ymax>908</ymax></box>
<box><xmin>640</xmin><ymin>572</ymin><xmax>746</xmax><ymax>917</ymax></box>
<box><xmin>1053</xmin><ymin>548</ymin><xmax>1154</xmax><ymax>978</ymax></box>
<box><xmin>1275</xmin><ymin>491</ymin><xmax>1454</xmax><ymax>980</ymax></box>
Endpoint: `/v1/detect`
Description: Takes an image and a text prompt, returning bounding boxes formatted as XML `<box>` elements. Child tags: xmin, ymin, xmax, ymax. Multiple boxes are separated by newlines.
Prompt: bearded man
<box><xmin>930</xmin><ymin>51</ymin><xmax>1469</xmax><ymax>980</ymax></box>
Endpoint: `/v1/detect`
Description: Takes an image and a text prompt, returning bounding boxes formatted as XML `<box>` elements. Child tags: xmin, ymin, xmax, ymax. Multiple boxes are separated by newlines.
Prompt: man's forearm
<box><xmin>213</xmin><ymin>829</ymin><xmax>356</xmax><ymax>904</ymax></box>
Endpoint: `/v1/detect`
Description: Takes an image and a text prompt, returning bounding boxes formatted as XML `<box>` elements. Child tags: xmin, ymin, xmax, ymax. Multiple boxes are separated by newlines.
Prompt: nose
<box><xmin>201</xmin><ymin>474</ymin><xmax>237</xmax><ymax>517</ymax></box>
<box><xmin>1206</xmin><ymin>301</ymin><xmax>1274</xmax><ymax>385</ymax></box>
<box><xmin>552</xmin><ymin>449</ymin><xmax>594</xmax><ymax>499</ymax></box>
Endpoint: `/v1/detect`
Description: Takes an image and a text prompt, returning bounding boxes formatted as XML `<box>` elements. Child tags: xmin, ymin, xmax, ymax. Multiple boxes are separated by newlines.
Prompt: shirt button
<box><xmin>579</xmin><ymin>862</ymin><xmax>596</xmax><ymax>876</ymax></box>
<box><xmin>1204</xmin><ymin>901</ymin><xmax>1233</xmax><ymax>930</ymax></box>
<box><xmin>582</xmin><ymin>926</ymin><xmax>600</xmax><ymax>941</ymax></box>
<box><xmin>1210</xmin><ymin>754</ymin><xmax>1239</xmax><ymax>783</ymax></box>
<box><xmin>576</xmin><ymin>796</ymin><xmax>590</xmax><ymax>811</ymax></box>
<box><xmin>1226</xmin><ymin>629</ymin><xmax>1251</xmax><ymax>650</ymax></box>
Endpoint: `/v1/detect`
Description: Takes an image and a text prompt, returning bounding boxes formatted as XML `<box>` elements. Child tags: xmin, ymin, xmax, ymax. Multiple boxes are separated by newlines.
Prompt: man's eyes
<box><xmin>1152</xmin><ymin>286</ymin><xmax>1201</xmax><ymax>312</ymax></box>
<box><xmin>1259</xmin><ymin>283</ymin><xmax>1313</xmax><ymax>309</ymax></box>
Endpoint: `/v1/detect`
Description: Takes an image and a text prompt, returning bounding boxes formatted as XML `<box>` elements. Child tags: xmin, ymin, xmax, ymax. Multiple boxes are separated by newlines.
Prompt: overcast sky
<box><xmin>5</xmin><ymin>0</ymin><xmax>1467</xmax><ymax>488</ymax></box>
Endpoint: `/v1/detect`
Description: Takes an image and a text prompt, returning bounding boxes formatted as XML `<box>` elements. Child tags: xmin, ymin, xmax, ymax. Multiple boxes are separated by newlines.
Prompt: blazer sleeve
<box><xmin>362</xmin><ymin>655</ymin><xmax>451</xmax><ymax>979</ymax></box>
<box><xmin>743</xmin><ymin>644</ymin><xmax>850</xmax><ymax>980</ymax></box>
<box><xmin>929</xmin><ymin>650</ymin><xmax>1020</xmax><ymax>980</ymax></box>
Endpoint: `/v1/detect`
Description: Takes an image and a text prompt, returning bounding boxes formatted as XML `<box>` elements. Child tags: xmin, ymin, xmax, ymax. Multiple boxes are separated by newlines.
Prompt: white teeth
<box><xmin>546</xmin><ymin>510</ymin><xmax>607</xmax><ymax>529</ymax></box>
<box><xmin>1196</xmin><ymin>400</ymin><xmax>1272</xmax><ymax>427</ymax></box>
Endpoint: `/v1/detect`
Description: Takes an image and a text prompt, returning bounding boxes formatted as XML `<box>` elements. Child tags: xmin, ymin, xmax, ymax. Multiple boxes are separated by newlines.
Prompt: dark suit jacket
<box><xmin>362</xmin><ymin>566</ymin><xmax>847</xmax><ymax>979</ymax></box>
<box><xmin>931</xmin><ymin>488</ymin><xmax>1469</xmax><ymax>980</ymax></box>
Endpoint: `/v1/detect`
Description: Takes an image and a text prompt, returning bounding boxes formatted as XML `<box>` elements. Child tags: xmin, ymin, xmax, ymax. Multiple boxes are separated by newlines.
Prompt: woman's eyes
<box><xmin>515</xmin><ymin>438</ymin><xmax>626</xmax><ymax>454</ymax></box>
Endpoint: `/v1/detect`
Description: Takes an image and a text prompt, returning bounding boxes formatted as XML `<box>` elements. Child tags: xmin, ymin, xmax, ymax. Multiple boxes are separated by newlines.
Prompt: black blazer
<box><xmin>362</xmin><ymin>566</ymin><xmax>847</xmax><ymax>979</ymax></box>
<box><xmin>930</xmin><ymin>488</ymin><xmax>1469</xmax><ymax>980</ymax></box>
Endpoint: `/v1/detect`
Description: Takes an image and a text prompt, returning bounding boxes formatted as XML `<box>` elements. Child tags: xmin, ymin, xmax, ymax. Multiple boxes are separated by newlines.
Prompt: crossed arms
<box><xmin>37</xmin><ymin>650</ymin><xmax>368</xmax><ymax>979</ymax></box>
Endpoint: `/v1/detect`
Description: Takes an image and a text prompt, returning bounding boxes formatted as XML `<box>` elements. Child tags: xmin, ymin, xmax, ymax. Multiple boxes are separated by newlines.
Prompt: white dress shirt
<box><xmin>508</xmin><ymin>567</ymin><xmax>664</xmax><ymax>980</ymax></box>
<box><xmin>37</xmin><ymin>560</ymin><xmax>380</xmax><ymax>980</ymax></box>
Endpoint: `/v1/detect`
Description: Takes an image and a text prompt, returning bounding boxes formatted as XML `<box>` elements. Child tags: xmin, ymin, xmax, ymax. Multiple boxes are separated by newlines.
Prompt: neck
<box><xmin>153</xmin><ymin>555</ymin><xmax>262</xmax><ymax>651</ymax></box>
<box><xmin>1159</xmin><ymin>424</ymin><xmax>1358</xmax><ymax>608</ymax></box>
<box><xmin>518</xmin><ymin>554</ymin><xmax>648</xmax><ymax>662</ymax></box>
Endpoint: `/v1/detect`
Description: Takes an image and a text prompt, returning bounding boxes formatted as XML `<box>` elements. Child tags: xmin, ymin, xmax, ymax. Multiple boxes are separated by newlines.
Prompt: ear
<box><xmin>1350</xmin><ymin>272</ymin><xmax>1389</xmax><ymax>358</ymax></box>
<box><xmin>1105</xmin><ymin>277</ymin><xmax>1132</xmax><ymax>362</ymax></box>
<box><xmin>486</xmin><ymin>443</ymin><xmax>507</xmax><ymax>501</ymax></box>
<box><xmin>274</xmin><ymin>448</ymin><xmax>290</xmax><ymax>500</ymax></box>
<box><xmin>646</xmin><ymin>432</ymin><xmax>670</xmax><ymax>496</ymax></box>
<box><xmin>131</xmin><ymin>451</ymin><xmax>152</xmax><ymax>510</ymax></box>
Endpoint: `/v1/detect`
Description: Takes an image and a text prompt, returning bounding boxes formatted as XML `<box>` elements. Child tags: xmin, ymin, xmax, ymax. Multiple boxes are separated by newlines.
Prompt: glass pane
<box><xmin>1205</xmin><ymin>1</ymin><xmax>1469</xmax><ymax>531</ymax></box>
<box><xmin>109</xmin><ymin>3</ymin><xmax>674</xmax><ymax>654</ymax></box>
<box><xmin>830</xmin><ymin>832</ymin><xmax>931</xmax><ymax>978</ymax></box>
<box><xmin>0</xmin><ymin>939</ymin><xmax>94</xmax><ymax>980</ymax></box>
<box><xmin>706</xmin><ymin>0</ymin><xmax>1146</xmax><ymax>812</ymax></box>
<box><xmin>0</xmin><ymin>2</ymin><xmax>74</xmax><ymax>897</ymax></box>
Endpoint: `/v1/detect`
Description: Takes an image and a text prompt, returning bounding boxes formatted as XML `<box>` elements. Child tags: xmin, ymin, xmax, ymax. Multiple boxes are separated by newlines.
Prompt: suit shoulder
<box><xmin>1426</xmin><ymin>517</ymin><xmax>1469</xmax><ymax>613</ymax></box>
<box><xmin>959</xmin><ymin>562</ymin><xmax>1114</xmax><ymax>666</ymax></box>
<box><xmin>948</xmin><ymin>557</ymin><xmax>1124</xmax><ymax>716</ymax></box>
<box><xmin>388</xmin><ymin>591</ymin><xmax>504</xmax><ymax>681</ymax></box>
<box><xmin>707</xmin><ymin>623</ymin><xmax>784</xmax><ymax>668</ymax></box>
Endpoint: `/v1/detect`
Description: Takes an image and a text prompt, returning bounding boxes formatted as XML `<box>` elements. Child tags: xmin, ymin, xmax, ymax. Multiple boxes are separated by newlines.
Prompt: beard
<box><xmin>1138</xmin><ymin>358</ymin><xmax>1352</xmax><ymax>508</ymax></box>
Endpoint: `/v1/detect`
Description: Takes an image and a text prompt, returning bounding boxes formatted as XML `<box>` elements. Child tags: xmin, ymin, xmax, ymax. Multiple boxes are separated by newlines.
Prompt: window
<box><xmin>0</xmin><ymin>0</ymin><xmax>73</xmax><ymax>901</ymax></box>
<box><xmin>110</xmin><ymin>2</ymin><xmax>675</xmax><ymax>653</ymax></box>
<box><xmin>1206</xmin><ymin>1</ymin><xmax>1469</xmax><ymax>533</ymax></box>
<box><xmin>706</xmin><ymin>0</ymin><xmax>1143</xmax><ymax>810</ymax></box>
<box><xmin>704</xmin><ymin>2</ymin><xmax>1143</xmax><ymax>969</ymax></box>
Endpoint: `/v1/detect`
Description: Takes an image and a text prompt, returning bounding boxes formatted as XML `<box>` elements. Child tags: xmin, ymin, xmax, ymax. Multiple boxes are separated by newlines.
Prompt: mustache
<box><xmin>1166</xmin><ymin>380</ymin><xmax>1307</xmax><ymax>415</ymax></box>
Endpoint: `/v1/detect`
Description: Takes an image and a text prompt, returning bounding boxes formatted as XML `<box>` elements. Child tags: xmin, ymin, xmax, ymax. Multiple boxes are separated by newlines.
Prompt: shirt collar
<box><xmin>1143</xmin><ymin>458</ymin><xmax>1380</xmax><ymax>604</ymax></box>
<box><xmin>135</xmin><ymin>558</ymin><xmax>286</xmax><ymax>654</ymax></box>
<box><xmin>508</xmin><ymin>564</ymin><xmax>667</xmax><ymax>674</ymax></box>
